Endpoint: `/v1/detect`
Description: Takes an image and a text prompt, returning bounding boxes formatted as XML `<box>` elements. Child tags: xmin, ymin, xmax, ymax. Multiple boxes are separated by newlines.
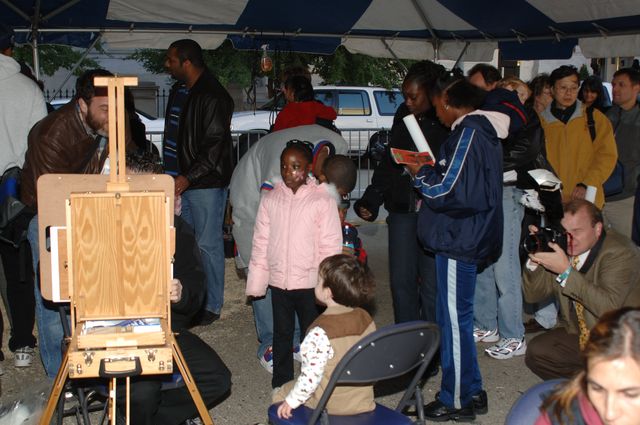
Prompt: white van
<box><xmin>231</xmin><ymin>86</ymin><xmax>404</xmax><ymax>155</ymax></box>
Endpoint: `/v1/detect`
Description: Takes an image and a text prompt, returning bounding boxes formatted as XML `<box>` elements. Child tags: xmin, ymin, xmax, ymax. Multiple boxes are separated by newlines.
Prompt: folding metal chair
<box><xmin>504</xmin><ymin>379</ymin><xmax>567</xmax><ymax>425</ymax></box>
<box><xmin>268</xmin><ymin>320</ymin><xmax>440</xmax><ymax>425</ymax></box>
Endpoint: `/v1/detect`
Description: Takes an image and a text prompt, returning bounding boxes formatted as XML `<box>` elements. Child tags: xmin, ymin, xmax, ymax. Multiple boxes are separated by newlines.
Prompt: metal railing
<box><xmin>147</xmin><ymin>128</ymin><xmax>389</xmax><ymax>199</ymax></box>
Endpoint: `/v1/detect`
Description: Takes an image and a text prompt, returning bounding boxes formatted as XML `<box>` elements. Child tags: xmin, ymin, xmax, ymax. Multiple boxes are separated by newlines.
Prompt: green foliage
<box><xmin>130</xmin><ymin>42</ymin><xmax>409</xmax><ymax>90</ymax></box>
<box><xmin>579</xmin><ymin>64</ymin><xmax>590</xmax><ymax>80</ymax></box>
<box><xmin>128</xmin><ymin>40</ymin><xmax>257</xmax><ymax>87</ymax></box>
<box><xmin>204</xmin><ymin>41</ymin><xmax>255</xmax><ymax>88</ymax></box>
<box><xmin>127</xmin><ymin>49</ymin><xmax>165</xmax><ymax>74</ymax></box>
<box><xmin>312</xmin><ymin>46</ymin><xmax>411</xmax><ymax>88</ymax></box>
<box><xmin>13</xmin><ymin>44</ymin><xmax>99</xmax><ymax>77</ymax></box>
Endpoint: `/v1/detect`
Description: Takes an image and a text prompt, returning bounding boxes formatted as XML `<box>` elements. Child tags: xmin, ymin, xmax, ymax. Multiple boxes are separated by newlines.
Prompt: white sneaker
<box><xmin>473</xmin><ymin>327</ymin><xmax>499</xmax><ymax>343</ymax></box>
<box><xmin>485</xmin><ymin>337</ymin><xmax>527</xmax><ymax>359</ymax></box>
<box><xmin>15</xmin><ymin>347</ymin><xmax>34</xmax><ymax>368</ymax></box>
<box><xmin>259</xmin><ymin>346</ymin><xmax>273</xmax><ymax>374</ymax></box>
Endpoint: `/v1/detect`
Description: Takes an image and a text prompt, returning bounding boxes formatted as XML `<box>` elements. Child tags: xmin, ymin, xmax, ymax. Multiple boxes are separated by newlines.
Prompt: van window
<box><xmin>374</xmin><ymin>91</ymin><xmax>404</xmax><ymax>116</ymax></box>
<box><xmin>337</xmin><ymin>91</ymin><xmax>371</xmax><ymax>116</ymax></box>
<box><xmin>314</xmin><ymin>90</ymin><xmax>335</xmax><ymax>108</ymax></box>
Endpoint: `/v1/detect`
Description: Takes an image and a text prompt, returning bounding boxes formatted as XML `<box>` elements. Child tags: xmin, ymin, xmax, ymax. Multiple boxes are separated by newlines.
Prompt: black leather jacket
<box><xmin>355</xmin><ymin>104</ymin><xmax>449</xmax><ymax>220</ymax></box>
<box><xmin>167</xmin><ymin>70</ymin><xmax>235</xmax><ymax>189</ymax></box>
<box><xmin>502</xmin><ymin>106</ymin><xmax>556</xmax><ymax>190</ymax></box>
<box><xmin>503</xmin><ymin>106</ymin><xmax>544</xmax><ymax>173</ymax></box>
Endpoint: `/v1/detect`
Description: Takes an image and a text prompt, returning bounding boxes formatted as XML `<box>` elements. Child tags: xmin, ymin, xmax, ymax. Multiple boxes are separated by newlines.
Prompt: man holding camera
<box><xmin>523</xmin><ymin>199</ymin><xmax>640</xmax><ymax>379</ymax></box>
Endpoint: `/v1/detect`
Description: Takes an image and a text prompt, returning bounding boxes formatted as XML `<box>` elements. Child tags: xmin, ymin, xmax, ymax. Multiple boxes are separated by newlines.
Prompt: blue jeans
<box><xmin>435</xmin><ymin>254</ymin><xmax>482</xmax><ymax>409</ymax></box>
<box><xmin>534</xmin><ymin>299</ymin><xmax>558</xmax><ymax>329</ymax></box>
<box><xmin>252</xmin><ymin>287</ymin><xmax>300</xmax><ymax>359</ymax></box>
<box><xmin>387</xmin><ymin>212</ymin><xmax>437</xmax><ymax>323</ymax></box>
<box><xmin>180</xmin><ymin>188</ymin><xmax>227</xmax><ymax>315</ymax></box>
<box><xmin>474</xmin><ymin>186</ymin><xmax>525</xmax><ymax>339</ymax></box>
<box><xmin>28</xmin><ymin>216</ymin><xmax>66</xmax><ymax>379</ymax></box>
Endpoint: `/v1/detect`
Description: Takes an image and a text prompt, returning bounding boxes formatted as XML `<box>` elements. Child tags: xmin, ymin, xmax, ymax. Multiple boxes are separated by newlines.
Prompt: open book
<box><xmin>390</xmin><ymin>148</ymin><xmax>434</xmax><ymax>167</ymax></box>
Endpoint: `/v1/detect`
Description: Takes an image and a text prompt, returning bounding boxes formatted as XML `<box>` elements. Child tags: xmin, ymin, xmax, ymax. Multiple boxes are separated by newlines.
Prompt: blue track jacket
<box><xmin>414</xmin><ymin>111</ymin><xmax>507</xmax><ymax>265</ymax></box>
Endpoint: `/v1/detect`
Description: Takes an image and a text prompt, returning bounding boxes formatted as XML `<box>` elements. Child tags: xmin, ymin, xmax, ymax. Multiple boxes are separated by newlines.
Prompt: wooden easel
<box><xmin>38</xmin><ymin>76</ymin><xmax>214</xmax><ymax>425</ymax></box>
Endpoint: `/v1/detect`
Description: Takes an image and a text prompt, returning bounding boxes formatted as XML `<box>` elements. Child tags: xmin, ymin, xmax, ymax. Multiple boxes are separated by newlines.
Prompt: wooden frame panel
<box><xmin>70</xmin><ymin>191</ymin><xmax>168</xmax><ymax>320</ymax></box>
<box><xmin>37</xmin><ymin>174</ymin><xmax>175</xmax><ymax>301</ymax></box>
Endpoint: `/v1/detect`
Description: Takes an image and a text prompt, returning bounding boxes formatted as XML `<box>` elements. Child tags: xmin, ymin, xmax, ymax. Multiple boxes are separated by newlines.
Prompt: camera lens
<box><xmin>523</xmin><ymin>234</ymin><xmax>540</xmax><ymax>254</ymax></box>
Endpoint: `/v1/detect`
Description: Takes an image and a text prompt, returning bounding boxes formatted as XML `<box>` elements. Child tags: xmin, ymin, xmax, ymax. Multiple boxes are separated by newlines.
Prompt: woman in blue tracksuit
<box><xmin>406</xmin><ymin>75</ymin><xmax>508</xmax><ymax>421</ymax></box>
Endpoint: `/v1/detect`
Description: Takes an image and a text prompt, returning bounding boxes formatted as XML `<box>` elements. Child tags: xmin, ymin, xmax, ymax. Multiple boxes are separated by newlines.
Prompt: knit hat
<box><xmin>0</xmin><ymin>24</ymin><xmax>15</xmax><ymax>51</ymax></box>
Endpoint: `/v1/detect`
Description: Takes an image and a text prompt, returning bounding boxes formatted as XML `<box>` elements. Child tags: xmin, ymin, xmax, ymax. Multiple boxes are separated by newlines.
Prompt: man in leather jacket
<box><xmin>21</xmin><ymin>69</ymin><xmax>133</xmax><ymax>378</ymax></box>
<box><xmin>163</xmin><ymin>39</ymin><xmax>234</xmax><ymax>326</ymax></box>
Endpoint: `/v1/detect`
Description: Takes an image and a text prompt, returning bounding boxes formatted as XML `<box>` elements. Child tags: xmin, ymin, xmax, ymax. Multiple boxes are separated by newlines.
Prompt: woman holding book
<box><xmin>354</xmin><ymin>60</ymin><xmax>448</xmax><ymax>324</ymax></box>
<box><xmin>406</xmin><ymin>75</ymin><xmax>506</xmax><ymax>421</ymax></box>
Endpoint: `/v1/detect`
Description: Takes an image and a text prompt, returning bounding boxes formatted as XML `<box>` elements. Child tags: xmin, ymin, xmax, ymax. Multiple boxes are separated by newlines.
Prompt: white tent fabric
<box><xmin>580</xmin><ymin>34</ymin><xmax>640</xmax><ymax>57</ymax></box>
<box><xmin>343</xmin><ymin>38</ymin><xmax>498</xmax><ymax>62</ymax></box>
<box><xmin>5</xmin><ymin>0</ymin><xmax>640</xmax><ymax>60</ymax></box>
<box><xmin>107</xmin><ymin>0</ymin><xmax>248</xmax><ymax>25</ymax></box>
<box><xmin>104</xmin><ymin>33</ymin><xmax>229</xmax><ymax>50</ymax></box>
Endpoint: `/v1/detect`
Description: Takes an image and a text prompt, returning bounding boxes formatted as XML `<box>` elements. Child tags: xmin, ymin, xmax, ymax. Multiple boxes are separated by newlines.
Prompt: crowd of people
<box><xmin>1</xmin><ymin>19</ymin><xmax>640</xmax><ymax>423</ymax></box>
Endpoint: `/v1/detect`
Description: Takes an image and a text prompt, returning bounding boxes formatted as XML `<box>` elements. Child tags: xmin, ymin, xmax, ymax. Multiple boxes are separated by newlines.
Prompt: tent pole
<box><xmin>381</xmin><ymin>39</ymin><xmax>408</xmax><ymax>73</ymax></box>
<box><xmin>42</xmin><ymin>0</ymin><xmax>84</xmax><ymax>22</ymax></box>
<box><xmin>410</xmin><ymin>0</ymin><xmax>440</xmax><ymax>60</ymax></box>
<box><xmin>50</xmin><ymin>34</ymin><xmax>102</xmax><ymax>100</ymax></box>
<box><xmin>32</xmin><ymin>36</ymin><xmax>40</xmax><ymax>81</ymax></box>
<box><xmin>30</xmin><ymin>0</ymin><xmax>42</xmax><ymax>80</ymax></box>
<box><xmin>0</xmin><ymin>0</ymin><xmax>30</xmax><ymax>20</ymax></box>
<box><xmin>452</xmin><ymin>42</ymin><xmax>470</xmax><ymax>69</ymax></box>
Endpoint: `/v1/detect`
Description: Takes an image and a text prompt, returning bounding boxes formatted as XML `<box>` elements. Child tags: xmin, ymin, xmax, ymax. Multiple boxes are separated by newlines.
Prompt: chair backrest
<box><xmin>309</xmin><ymin>320</ymin><xmax>440</xmax><ymax>424</ymax></box>
<box><xmin>505</xmin><ymin>379</ymin><xmax>567</xmax><ymax>425</ymax></box>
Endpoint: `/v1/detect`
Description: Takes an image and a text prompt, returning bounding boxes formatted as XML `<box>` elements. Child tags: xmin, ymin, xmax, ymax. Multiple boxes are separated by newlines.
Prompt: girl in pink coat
<box><xmin>246</xmin><ymin>140</ymin><xmax>343</xmax><ymax>389</ymax></box>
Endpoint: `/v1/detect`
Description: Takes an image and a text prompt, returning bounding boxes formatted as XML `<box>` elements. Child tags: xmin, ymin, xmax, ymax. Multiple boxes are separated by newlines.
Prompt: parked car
<box><xmin>49</xmin><ymin>98</ymin><xmax>165</xmax><ymax>153</ymax></box>
<box><xmin>231</xmin><ymin>86</ymin><xmax>404</xmax><ymax>155</ymax></box>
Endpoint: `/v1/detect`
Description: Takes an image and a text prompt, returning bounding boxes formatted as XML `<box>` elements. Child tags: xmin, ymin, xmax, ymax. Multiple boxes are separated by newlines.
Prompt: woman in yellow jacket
<box><xmin>538</xmin><ymin>65</ymin><xmax>617</xmax><ymax>208</ymax></box>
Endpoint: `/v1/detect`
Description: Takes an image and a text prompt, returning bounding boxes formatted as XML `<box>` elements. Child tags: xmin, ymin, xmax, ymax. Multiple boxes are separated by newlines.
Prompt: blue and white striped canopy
<box><xmin>4</xmin><ymin>0</ymin><xmax>640</xmax><ymax>60</ymax></box>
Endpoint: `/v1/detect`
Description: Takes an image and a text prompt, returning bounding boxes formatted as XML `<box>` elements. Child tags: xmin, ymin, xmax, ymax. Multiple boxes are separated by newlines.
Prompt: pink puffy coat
<box><xmin>246</xmin><ymin>178</ymin><xmax>342</xmax><ymax>297</ymax></box>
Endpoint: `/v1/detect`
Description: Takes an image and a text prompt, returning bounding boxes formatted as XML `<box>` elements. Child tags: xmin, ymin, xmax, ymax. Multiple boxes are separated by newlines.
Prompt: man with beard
<box><xmin>21</xmin><ymin>68</ymin><xmax>133</xmax><ymax>378</ymax></box>
<box><xmin>163</xmin><ymin>39</ymin><xmax>234</xmax><ymax>326</ymax></box>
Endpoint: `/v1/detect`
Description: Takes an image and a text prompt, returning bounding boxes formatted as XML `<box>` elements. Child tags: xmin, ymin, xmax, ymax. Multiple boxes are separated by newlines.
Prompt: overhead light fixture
<box><xmin>260</xmin><ymin>44</ymin><xmax>273</xmax><ymax>73</ymax></box>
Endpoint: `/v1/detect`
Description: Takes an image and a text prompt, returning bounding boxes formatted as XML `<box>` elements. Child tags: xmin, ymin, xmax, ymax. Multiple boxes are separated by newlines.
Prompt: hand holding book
<box><xmin>390</xmin><ymin>148</ymin><xmax>434</xmax><ymax>167</ymax></box>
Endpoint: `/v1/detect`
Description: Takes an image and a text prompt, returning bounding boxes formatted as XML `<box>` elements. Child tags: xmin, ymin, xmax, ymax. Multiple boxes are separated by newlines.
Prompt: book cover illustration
<box><xmin>390</xmin><ymin>148</ymin><xmax>434</xmax><ymax>167</ymax></box>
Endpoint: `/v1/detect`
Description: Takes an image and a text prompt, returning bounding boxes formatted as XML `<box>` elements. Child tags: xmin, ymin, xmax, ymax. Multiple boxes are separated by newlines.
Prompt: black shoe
<box><xmin>196</xmin><ymin>311</ymin><xmax>220</xmax><ymax>326</ymax></box>
<box><xmin>424</xmin><ymin>399</ymin><xmax>475</xmax><ymax>422</ymax></box>
<box><xmin>472</xmin><ymin>390</ymin><xmax>488</xmax><ymax>415</ymax></box>
<box><xmin>433</xmin><ymin>390</ymin><xmax>488</xmax><ymax>416</ymax></box>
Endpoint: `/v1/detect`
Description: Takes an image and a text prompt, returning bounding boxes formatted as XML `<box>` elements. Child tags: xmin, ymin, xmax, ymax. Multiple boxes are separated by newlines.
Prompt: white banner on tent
<box><xmin>103</xmin><ymin>33</ymin><xmax>228</xmax><ymax>50</ymax></box>
<box><xmin>580</xmin><ymin>34</ymin><xmax>640</xmax><ymax>58</ymax></box>
<box><xmin>107</xmin><ymin>0</ymin><xmax>248</xmax><ymax>24</ymax></box>
<box><xmin>343</xmin><ymin>38</ymin><xmax>497</xmax><ymax>62</ymax></box>
<box><xmin>527</xmin><ymin>0</ymin><xmax>638</xmax><ymax>22</ymax></box>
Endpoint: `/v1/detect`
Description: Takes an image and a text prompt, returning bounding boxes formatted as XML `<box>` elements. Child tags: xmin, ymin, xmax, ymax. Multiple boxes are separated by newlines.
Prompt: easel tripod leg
<box><xmin>39</xmin><ymin>352</ymin><xmax>70</xmax><ymax>425</ymax></box>
<box><xmin>109</xmin><ymin>378</ymin><xmax>117</xmax><ymax>424</ymax></box>
<box><xmin>170</xmin><ymin>334</ymin><xmax>214</xmax><ymax>425</ymax></box>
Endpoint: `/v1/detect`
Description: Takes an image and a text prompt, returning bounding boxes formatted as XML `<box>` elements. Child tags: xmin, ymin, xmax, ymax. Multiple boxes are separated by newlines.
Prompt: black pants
<box><xmin>117</xmin><ymin>330</ymin><xmax>231</xmax><ymax>425</ymax></box>
<box><xmin>0</xmin><ymin>240</ymin><xmax>36</xmax><ymax>353</ymax></box>
<box><xmin>525</xmin><ymin>327</ymin><xmax>582</xmax><ymax>380</ymax></box>
<box><xmin>271</xmin><ymin>286</ymin><xmax>319</xmax><ymax>388</ymax></box>
<box><xmin>387</xmin><ymin>212</ymin><xmax>437</xmax><ymax>324</ymax></box>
